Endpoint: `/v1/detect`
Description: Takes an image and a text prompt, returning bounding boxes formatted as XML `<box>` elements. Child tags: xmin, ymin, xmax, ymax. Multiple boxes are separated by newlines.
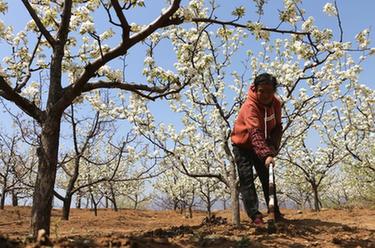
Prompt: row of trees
<box><xmin>0</xmin><ymin>0</ymin><xmax>374</xmax><ymax>239</ymax></box>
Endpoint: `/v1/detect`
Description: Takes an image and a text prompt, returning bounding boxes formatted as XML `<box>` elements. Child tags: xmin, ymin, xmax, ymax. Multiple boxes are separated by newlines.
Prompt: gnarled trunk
<box><xmin>31</xmin><ymin>117</ymin><xmax>61</xmax><ymax>237</ymax></box>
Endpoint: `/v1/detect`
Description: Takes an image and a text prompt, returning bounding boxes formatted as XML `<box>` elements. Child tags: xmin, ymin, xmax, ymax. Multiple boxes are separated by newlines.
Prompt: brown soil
<box><xmin>0</xmin><ymin>206</ymin><xmax>374</xmax><ymax>247</ymax></box>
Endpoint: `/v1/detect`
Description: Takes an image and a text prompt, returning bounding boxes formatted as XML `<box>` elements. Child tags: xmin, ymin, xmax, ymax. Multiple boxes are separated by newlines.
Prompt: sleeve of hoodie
<box><xmin>244</xmin><ymin>104</ymin><xmax>276</xmax><ymax>161</ymax></box>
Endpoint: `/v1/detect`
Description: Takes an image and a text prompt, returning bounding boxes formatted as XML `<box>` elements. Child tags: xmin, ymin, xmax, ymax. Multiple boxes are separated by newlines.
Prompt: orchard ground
<box><xmin>0</xmin><ymin>206</ymin><xmax>374</xmax><ymax>247</ymax></box>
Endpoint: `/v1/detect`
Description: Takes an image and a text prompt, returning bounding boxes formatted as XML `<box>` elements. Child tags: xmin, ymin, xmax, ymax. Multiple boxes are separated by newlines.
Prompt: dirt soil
<box><xmin>0</xmin><ymin>206</ymin><xmax>374</xmax><ymax>247</ymax></box>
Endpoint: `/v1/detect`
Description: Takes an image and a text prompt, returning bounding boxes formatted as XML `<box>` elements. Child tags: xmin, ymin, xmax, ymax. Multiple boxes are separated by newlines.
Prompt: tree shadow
<box><xmin>274</xmin><ymin>218</ymin><xmax>359</xmax><ymax>235</ymax></box>
<box><xmin>0</xmin><ymin>235</ymin><xmax>23</xmax><ymax>248</ymax></box>
<box><xmin>130</xmin><ymin>224</ymin><xmax>262</xmax><ymax>248</ymax></box>
<box><xmin>253</xmin><ymin>218</ymin><xmax>374</xmax><ymax>247</ymax></box>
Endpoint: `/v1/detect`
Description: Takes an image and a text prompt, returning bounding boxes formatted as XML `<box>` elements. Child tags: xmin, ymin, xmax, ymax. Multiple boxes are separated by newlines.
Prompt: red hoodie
<box><xmin>231</xmin><ymin>84</ymin><xmax>282</xmax><ymax>160</ymax></box>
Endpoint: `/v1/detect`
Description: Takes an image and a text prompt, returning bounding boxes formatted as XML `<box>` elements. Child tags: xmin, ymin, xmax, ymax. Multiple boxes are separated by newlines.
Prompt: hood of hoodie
<box><xmin>247</xmin><ymin>84</ymin><xmax>278</xmax><ymax>109</ymax></box>
<box><xmin>247</xmin><ymin>84</ymin><xmax>280</xmax><ymax>139</ymax></box>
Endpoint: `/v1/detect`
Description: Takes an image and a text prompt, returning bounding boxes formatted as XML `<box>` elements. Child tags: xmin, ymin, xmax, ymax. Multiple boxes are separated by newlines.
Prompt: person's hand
<box><xmin>265</xmin><ymin>156</ymin><xmax>275</xmax><ymax>168</ymax></box>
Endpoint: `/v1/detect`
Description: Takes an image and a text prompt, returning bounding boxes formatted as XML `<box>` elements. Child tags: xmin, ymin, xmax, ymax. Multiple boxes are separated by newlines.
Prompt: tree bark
<box><xmin>76</xmin><ymin>192</ymin><xmax>81</xmax><ymax>209</ymax></box>
<box><xmin>312</xmin><ymin>184</ymin><xmax>320</xmax><ymax>212</ymax></box>
<box><xmin>112</xmin><ymin>200</ymin><xmax>118</xmax><ymax>211</ymax></box>
<box><xmin>90</xmin><ymin>191</ymin><xmax>98</xmax><ymax>216</ymax></box>
<box><xmin>133</xmin><ymin>194</ymin><xmax>140</xmax><ymax>210</ymax></box>
<box><xmin>230</xmin><ymin>183</ymin><xmax>240</xmax><ymax>227</ymax></box>
<box><xmin>62</xmin><ymin>196</ymin><xmax>72</xmax><ymax>220</ymax></box>
<box><xmin>173</xmin><ymin>198</ymin><xmax>178</xmax><ymax>211</ymax></box>
<box><xmin>11</xmin><ymin>189</ymin><xmax>18</xmax><ymax>207</ymax></box>
<box><xmin>188</xmin><ymin>205</ymin><xmax>193</xmax><ymax>218</ymax></box>
<box><xmin>0</xmin><ymin>186</ymin><xmax>6</xmax><ymax>209</ymax></box>
<box><xmin>110</xmin><ymin>186</ymin><xmax>118</xmax><ymax>211</ymax></box>
<box><xmin>61</xmin><ymin>154</ymin><xmax>81</xmax><ymax>220</ymax></box>
<box><xmin>0</xmin><ymin>174</ymin><xmax>7</xmax><ymax>209</ymax></box>
<box><xmin>31</xmin><ymin>117</ymin><xmax>61</xmax><ymax>237</ymax></box>
<box><xmin>207</xmin><ymin>199</ymin><xmax>212</xmax><ymax>219</ymax></box>
<box><xmin>230</xmin><ymin>163</ymin><xmax>240</xmax><ymax>227</ymax></box>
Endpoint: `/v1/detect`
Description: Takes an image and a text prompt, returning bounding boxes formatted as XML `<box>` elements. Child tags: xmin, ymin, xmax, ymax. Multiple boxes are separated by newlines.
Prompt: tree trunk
<box><xmin>312</xmin><ymin>184</ymin><xmax>320</xmax><ymax>212</ymax></box>
<box><xmin>207</xmin><ymin>200</ymin><xmax>212</xmax><ymax>219</ymax></box>
<box><xmin>205</xmin><ymin>188</ymin><xmax>212</xmax><ymax>219</ymax></box>
<box><xmin>188</xmin><ymin>206</ymin><xmax>193</xmax><ymax>218</ymax></box>
<box><xmin>110</xmin><ymin>187</ymin><xmax>118</xmax><ymax>212</ymax></box>
<box><xmin>173</xmin><ymin>199</ymin><xmax>178</xmax><ymax>211</ymax></box>
<box><xmin>230</xmin><ymin>162</ymin><xmax>240</xmax><ymax>227</ymax></box>
<box><xmin>90</xmin><ymin>192</ymin><xmax>98</xmax><ymax>216</ymax></box>
<box><xmin>62</xmin><ymin>156</ymin><xmax>81</xmax><ymax>219</ymax></box>
<box><xmin>31</xmin><ymin>117</ymin><xmax>61</xmax><ymax>237</ymax></box>
<box><xmin>132</xmin><ymin>193</ymin><xmax>139</xmax><ymax>210</ymax></box>
<box><xmin>76</xmin><ymin>193</ymin><xmax>81</xmax><ymax>209</ymax></box>
<box><xmin>0</xmin><ymin>185</ymin><xmax>6</xmax><ymax>209</ymax></box>
<box><xmin>112</xmin><ymin>200</ymin><xmax>118</xmax><ymax>211</ymax></box>
<box><xmin>12</xmin><ymin>189</ymin><xmax>18</xmax><ymax>207</ymax></box>
<box><xmin>62</xmin><ymin>196</ymin><xmax>72</xmax><ymax>220</ymax></box>
<box><xmin>230</xmin><ymin>183</ymin><xmax>240</xmax><ymax>227</ymax></box>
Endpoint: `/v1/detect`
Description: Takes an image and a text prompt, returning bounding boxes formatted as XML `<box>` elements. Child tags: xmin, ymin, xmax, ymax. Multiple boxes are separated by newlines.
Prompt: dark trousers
<box><xmin>232</xmin><ymin>145</ymin><xmax>280</xmax><ymax>220</ymax></box>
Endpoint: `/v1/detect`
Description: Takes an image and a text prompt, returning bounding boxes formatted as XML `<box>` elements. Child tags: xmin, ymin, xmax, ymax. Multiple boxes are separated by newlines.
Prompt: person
<box><xmin>231</xmin><ymin>72</ymin><xmax>283</xmax><ymax>225</ymax></box>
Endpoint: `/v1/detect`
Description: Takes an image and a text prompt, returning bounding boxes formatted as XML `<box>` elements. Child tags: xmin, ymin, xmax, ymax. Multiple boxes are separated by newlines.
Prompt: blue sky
<box><xmin>0</xmin><ymin>0</ymin><xmax>374</xmax><ymax>144</ymax></box>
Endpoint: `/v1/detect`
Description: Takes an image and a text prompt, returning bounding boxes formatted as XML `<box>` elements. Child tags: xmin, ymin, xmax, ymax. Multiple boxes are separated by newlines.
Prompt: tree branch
<box><xmin>0</xmin><ymin>76</ymin><xmax>45</xmax><ymax>123</ymax></box>
<box><xmin>192</xmin><ymin>18</ymin><xmax>310</xmax><ymax>35</ymax></box>
<box><xmin>56</xmin><ymin>0</ymin><xmax>73</xmax><ymax>44</ymax></box>
<box><xmin>55</xmin><ymin>0</ymin><xmax>183</xmax><ymax>113</ymax></box>
<box><xmin>129</xmin><ymin>0</ymin><xmax>183</xmax><ymax>45</ymax></box>
<box><xmin>83</xmin><ymin>80</ymin><xmax>167</xmax><ymax>94</ymax></box>
<box><xmin>110</xmin><ymin>0</ymin><xmax>131</xmax><ymax>41</ymax></box>
<box><xmin>21</xmin><ymin>0</ymin><xmax>56</xmax><ymax>47</ymax></box>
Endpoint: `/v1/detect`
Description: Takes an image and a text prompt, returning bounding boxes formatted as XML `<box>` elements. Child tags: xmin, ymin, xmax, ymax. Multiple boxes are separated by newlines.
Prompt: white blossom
<box><xmin>323</xmin><ymin>3</ymin><xmax>337</xmax><ymax>16</ymax></box>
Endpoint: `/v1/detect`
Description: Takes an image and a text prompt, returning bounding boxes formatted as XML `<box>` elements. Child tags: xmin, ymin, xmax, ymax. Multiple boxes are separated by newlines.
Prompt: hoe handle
<box><xmin>268</xmin><ymin>163</ymin><xmax>275</xmax><ymax>221</ymax></box>
<box><xmin>267</xmin><ymin>163</ymin><xmax>277</xmax><ymax>233</ymax></box>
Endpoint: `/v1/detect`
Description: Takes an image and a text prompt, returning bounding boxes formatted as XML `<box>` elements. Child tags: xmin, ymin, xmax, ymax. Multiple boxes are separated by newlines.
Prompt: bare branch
<box><xmin>334</xmin><ymin>0</ymin><xmax>344</xmax><ymax>42</ymax></box>
<box><xmin>192</xmin><ymin>18</ymin><xmax>310</xmax><ymax>35</ymax></box>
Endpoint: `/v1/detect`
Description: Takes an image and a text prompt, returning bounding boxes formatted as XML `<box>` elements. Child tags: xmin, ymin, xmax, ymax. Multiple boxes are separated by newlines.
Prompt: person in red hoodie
<box><xmin>231</xmin><ymin>73</ymin><xmax>283</xmax><ymax>225</ymax></box>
